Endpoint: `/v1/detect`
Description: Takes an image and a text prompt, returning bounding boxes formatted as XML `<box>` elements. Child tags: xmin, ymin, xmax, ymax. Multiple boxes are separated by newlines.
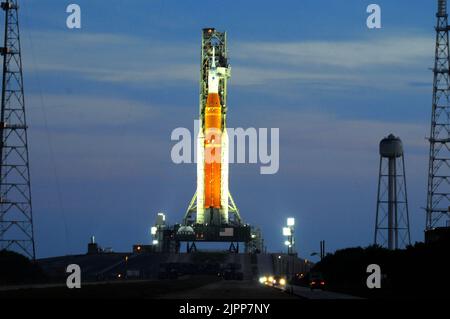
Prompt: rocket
<box><xmin>182</xmin><ymin>28</ymin><xmax>241</xmax><ymax>229</ymax></box>
<box><xmin>196</xmin><ymin>47</ymin><xmax>229</xmax><ymax>225</ymax></box>
<box><xmin>204</xmin><ymin>47</ymin><xmax>222</xmax><ymax>209</ymax></box>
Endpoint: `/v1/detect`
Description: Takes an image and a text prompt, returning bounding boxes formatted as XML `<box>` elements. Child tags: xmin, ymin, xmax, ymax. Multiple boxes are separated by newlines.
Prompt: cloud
<box><xmin>244</xmin><ymin>109</ymin><xmax>428</xmax><ymax>179</ymax></box>
<box><xmin>230</xmin><ymin>35</ymin><xmax>433</xmax><ymax>89</ymax></box>
<box><xmin>22</xmin><ymin>30</ymin><xmax>433</xmax><ymax>90</ymax></box>
<box><xmin>233</xmin><ymin>36</ymin><xmax>433</xmax><ymax>69</ymax></box>
<box><xmin>26</xmin><ymin>93</ymin><xmax>190</xmax><ymax>181</ymax></box>
<box><xmin>230</xmin><ymin>66</ymin><xmax>361</xmax><ymax>86</ymax></box>
<box><xmin>27</xmin><ymin>94</ymin><xmax>160</xmax><ymax>129</ymax></box>
<box><xmin>27</xmin><ymin>93</ymin><xmax>428</xmax><ymax>182</ymax></box>
<box><xmin>22</xmin><ymin>31</ymin><xmax>198</xmax><ymax>86</ymax></box>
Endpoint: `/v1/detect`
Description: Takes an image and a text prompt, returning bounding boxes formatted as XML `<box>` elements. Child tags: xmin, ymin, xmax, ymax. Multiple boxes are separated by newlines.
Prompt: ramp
<box><xmin>256</xmin><ymin>254</ymin><xmax>274</xmax><ymax>276</ymax></box>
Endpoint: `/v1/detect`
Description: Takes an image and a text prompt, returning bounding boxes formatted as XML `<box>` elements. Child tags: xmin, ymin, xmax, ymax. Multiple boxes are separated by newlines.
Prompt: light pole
<box><xmin>283</xmin><ymin>217</ymin><xmax>295</xmax><ymax>255</ymax></box>
<box><xmin>283</xmin><ymin>217</ymin><xmax>295</xmax><ymax>280</ymax></box>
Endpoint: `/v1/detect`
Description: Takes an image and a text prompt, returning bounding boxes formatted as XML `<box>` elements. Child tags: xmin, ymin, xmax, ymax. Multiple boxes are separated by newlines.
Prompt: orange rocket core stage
<box><xmin>204</xmin><ymin>92</ymin><xmax>222</xmax><ymax>208</ymax></box>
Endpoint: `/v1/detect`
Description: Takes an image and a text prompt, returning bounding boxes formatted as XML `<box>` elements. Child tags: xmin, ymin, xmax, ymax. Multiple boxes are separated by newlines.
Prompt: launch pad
<box><xmin>153</xmin><ymin>222</ymin><xmax>254</xmax><ymax>253</ymax></box>
<box><xmin>175</xmin><ymin>224</ymin><xmax>252</xmax><ymax>253</ymax></box>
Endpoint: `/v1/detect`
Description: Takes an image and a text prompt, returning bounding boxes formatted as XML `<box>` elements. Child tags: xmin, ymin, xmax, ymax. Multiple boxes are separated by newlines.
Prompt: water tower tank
<box><xmin>379</xmin><ymin>134</ymin><xmax>403</xmax><ymax>158</ymax></box>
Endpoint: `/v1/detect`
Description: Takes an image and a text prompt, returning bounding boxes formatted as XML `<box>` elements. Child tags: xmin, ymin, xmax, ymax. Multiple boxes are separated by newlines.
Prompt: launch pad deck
<box><xmin>174</xmin><ymin>224</ymin><xmax>252</xmax><ymax>243</ymax></box>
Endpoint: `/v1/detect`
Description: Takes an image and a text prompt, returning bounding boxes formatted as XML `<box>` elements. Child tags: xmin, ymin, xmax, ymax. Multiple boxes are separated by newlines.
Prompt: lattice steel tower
<box><xmin>426</xmin><ymin>0</ymin><xmax>450</xmax><ymax>230</ymax></box>
<box><xmin>375</xmin><ymin>134</ymin><xmax>411</xmax><ymax>249</ymax></box>
<box><xmin>0</xmin><ymin>0</ymin><xmax>35</xmax><ymax>259</ymax></box>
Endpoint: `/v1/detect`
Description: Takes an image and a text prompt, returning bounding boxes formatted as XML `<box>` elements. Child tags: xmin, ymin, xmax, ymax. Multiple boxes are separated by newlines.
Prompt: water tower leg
<box><xmin>388</xmin><ymin>157</ymin><xmax>395</xmax><ymax>250</ymax></box>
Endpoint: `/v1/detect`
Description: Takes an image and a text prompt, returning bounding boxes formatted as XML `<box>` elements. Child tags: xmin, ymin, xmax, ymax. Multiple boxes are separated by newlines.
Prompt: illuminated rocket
<box><xmin>183</xmin><ymin>28</ymin><xmax>241</xmax><ymax>228</ymax></box>
<box><xmin>196</xmin><ymin>46</ymin><xmax>230</xmax><ymax>225</ymax></box>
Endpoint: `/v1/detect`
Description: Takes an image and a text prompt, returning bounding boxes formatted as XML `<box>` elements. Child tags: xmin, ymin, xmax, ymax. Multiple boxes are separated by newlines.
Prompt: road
<box><xmin>0</xmin><ymin>279</ymin><xmax>157</xmax><ymax>292</ymax></box>
<box><xmin>284</xmin><ymin>284</ymin><xmax>362</xmax><ymax>299</ymax></box>
<box><xmin>0</xmin><ymin>277</ymin><xmax>219</xmax><ymax>298</ymax></box>
<box><xmin>161</xmin><ymin>280</ymin><xmax>300</xmax><ymax>299</ymax></box>
<box><xmin>0</xmin><ymin>278</ymin><xmax>361</xmax><ymax>299</ymax></box>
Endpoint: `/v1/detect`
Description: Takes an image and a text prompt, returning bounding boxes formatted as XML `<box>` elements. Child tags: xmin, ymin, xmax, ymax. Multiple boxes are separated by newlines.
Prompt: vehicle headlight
<box><xmin>268</xmin><ymin>276</ymin><xmax>274</xmax><ymax>282</ymax></box>
<box><xmin>279</xmin><ymin>278</ymin><xmax>286</xmax><ymax>285</ymax></box>
<box><xmin>259</xmin><ymin>276</ymin><xmax>267</xmax><ymax>284</ymax></box>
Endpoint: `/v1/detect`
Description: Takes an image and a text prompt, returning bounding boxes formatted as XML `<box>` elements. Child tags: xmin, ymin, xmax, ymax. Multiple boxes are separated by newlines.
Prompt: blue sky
<box><xmin>9</xmin><ymin>0</ymin><xmax>439</xmax><ymax>258</ymax></box>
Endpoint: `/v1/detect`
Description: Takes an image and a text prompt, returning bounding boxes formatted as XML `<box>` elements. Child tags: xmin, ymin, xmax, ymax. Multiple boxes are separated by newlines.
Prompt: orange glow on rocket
<box><xmin>184</xmin><ymin>29</ymin><xmax>237</xmax><ymax>225</ymax></box>
<box><xmin>203</xmin><ymin>45</ymin><xmax>223</xmax><ymax>210</ymax></box>
<box><xmin>204</xmin><ymin>93</ymin><xmax>222</xmax><ymax>208</ymax></box>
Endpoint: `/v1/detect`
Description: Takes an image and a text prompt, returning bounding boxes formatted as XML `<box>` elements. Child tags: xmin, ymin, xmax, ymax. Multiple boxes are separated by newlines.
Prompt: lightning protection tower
<box><xmin>426</xmin><ymin>0</ymin><xmax>450</xmax><ymax>230</ymax></box>
<box><xmin>0</xmin><ymin>0</ymin><xmax>35</xmax><ymax>259</ymax></box>
<box><xmin>374</xmin><ymin>134</ymin><xmax>411</xmax><ymax>250</ymax></box>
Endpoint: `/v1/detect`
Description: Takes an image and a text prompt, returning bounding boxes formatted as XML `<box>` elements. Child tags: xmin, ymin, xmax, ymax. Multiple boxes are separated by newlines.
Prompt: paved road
<box><xmin>0</xmin><ymin>278</ymin><xmax>167</xmax><ymax>292</ymax></box>
<box><xmin>161</xmin><ymin>280</ymin><xmax>300</xmax><ymax>299</ymax></box>
<box><xmin>1</xmin><ymin>279</ymin><xmax>361</xmax><ymax>299</ymax></box>
<box><xmin>284</xmin><ymin>284</ymin><xmax>362</xmax><ymax>299</ymax></box>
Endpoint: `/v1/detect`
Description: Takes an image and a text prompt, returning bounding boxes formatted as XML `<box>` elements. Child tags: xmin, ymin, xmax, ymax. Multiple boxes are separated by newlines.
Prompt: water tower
<box><xmin>374</xmin><ymin>134</ymin><xmax>411</xmax><ymax>249</ymax></box>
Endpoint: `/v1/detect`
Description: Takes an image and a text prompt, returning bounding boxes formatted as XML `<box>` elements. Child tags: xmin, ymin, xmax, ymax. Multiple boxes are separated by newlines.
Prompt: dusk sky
<box><xmin>13</xmin><ymin>0</ymin><xmax>437</xmax><ymax>258</ymax></box>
